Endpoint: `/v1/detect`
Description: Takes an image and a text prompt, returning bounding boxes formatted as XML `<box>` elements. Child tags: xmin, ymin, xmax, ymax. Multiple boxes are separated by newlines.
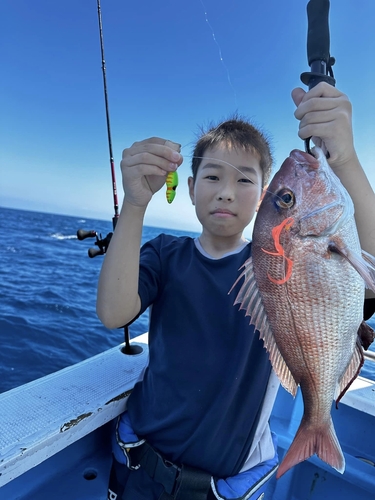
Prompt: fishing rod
<box><xmin>76</xmin><ymin>0</ymin><xmax>142</xmax><ymax>355</ymax></box>
<box><xmin>96</xmin><ymin>0</ymin><xmax>120</xmax><ymax>228</ymax></box>
<box><xmin>300</xmin><ymin>0</ymin><xmax>336</xmax><ymax>155</ymax></box>
<box><xmin>77</xmin><ymin>0</ymin><xmax>119</xmax><ymax>258</ymax></box>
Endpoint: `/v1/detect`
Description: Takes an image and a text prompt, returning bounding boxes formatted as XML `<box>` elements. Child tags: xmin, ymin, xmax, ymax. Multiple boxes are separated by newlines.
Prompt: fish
<box><xmin>166</xmin><ymin>171</ymin><xmax>178</xmax><ymax>203</ymax></box>
<box><xmin>231</xmin><ymin>147</ymin><xmax>375</xmax><ymax>478</ymax></box>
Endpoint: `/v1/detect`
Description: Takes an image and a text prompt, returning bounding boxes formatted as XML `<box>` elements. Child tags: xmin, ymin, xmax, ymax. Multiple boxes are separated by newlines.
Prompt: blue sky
<box><xmin>1</xmin><ymin>0</ymin><xmax>374</xmax><ymax>234</ymax></box>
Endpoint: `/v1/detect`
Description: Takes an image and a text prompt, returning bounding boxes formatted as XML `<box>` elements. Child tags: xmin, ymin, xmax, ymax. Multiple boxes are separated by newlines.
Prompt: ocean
<box><xmin>1</xmin><ymin>205</ymin><xmax>374</xmax><ymax>394</ymax></box>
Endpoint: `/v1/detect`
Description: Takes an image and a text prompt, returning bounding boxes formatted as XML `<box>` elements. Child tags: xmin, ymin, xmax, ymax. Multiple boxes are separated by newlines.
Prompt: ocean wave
<box><xmin>50</xmin><ymin>233</ymin><xmax>77</xmax><ymax>240</ymax></box>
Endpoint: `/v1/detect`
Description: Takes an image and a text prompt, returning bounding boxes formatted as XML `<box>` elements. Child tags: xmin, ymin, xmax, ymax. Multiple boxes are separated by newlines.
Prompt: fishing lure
<box><xmin>166</xmin><ymin>171</ymin><xmax>178</xmax><ymax>203</ymax></box>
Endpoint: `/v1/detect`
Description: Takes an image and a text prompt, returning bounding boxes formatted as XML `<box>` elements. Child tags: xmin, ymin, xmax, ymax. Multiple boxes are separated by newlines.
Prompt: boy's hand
<box><xmin>120</xmin><ymin>137</ymin><xmax>182</xmax><ymax>207</ymax></box>
<box><xmin>292</xmin><ymin>82</ymin><xmax>356</xmax><ymax>170</ymax></box>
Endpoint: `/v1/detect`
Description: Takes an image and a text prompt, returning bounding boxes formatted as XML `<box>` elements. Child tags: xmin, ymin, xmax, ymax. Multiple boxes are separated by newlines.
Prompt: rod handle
<box><xmin>77</xmin><ymin>229</ymin><xmax>97</xmax><ymax>241</ymax></box>
<box><xmin>306</xmin><ymin>0</ymin><xmax>331</xmax><ymax>65</ymax></box>
<box><xmin>88</xmin><ymin>247</ymin><xmax>104</xmax><ymax>258</ymax></box>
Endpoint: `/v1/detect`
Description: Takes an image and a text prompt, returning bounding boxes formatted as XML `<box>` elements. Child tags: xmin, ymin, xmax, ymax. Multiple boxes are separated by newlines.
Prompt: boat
<box><xmin>1</xmin><ymin>332</ymin><xmax>375</xmax><ymax>499</ymax></box>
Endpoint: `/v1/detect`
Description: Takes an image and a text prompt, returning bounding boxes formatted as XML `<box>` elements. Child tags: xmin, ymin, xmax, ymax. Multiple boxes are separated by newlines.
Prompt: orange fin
<box><xmin>230</xmin><ymin>257</ymin><xmax>298</xmax><ymax>396</ymax></box>
<box><xmin>276</xmin><ymin>417</ymin><xmax>345</xmax><ymax>478</ymax></box>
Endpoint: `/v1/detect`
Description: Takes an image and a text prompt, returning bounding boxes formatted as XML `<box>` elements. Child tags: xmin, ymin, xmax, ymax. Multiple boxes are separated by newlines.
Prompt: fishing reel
<box><xmin>76</xmin><ymin>229</ymin><xmax>113</xmax><ymax>258</ymax></box>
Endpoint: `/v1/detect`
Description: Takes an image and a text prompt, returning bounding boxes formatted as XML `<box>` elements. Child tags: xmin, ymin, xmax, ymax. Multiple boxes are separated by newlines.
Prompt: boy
<box><xmin>97</xmin><ymin>83</ymin><xmax>375</xmax><ymax>500</ymax></box>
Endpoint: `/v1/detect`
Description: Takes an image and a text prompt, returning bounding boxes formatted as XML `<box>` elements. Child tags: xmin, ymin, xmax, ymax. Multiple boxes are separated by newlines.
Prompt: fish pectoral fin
<box><xmin>230</xmin><ymin>257</ymin><xmax>298</xmax><ymax>397</ymax></box>
<box><xmin>336</xmin><ymin>337</ymin><xmax>364</xmax><ymax>408</ymax></box>
<box><xmin>362</xmin><ymin>250</ymin><xmax>375</xmax><ymax>291</ymax></box>
<box><xmin>328</xmin><ymin>243</ymin><xmax>375</xmax><ymax>292</ymax></box>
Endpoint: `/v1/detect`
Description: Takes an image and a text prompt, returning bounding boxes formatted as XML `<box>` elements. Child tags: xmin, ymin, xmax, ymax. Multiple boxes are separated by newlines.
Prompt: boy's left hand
<box><xmin>292</xmin><ymin>82</ymin><xmax>356</xmax><ymax>170</ymax></box>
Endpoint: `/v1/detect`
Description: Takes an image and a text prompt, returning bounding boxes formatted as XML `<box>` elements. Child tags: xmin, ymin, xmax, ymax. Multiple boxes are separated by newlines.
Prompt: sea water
<box><xmin>0</xmin><ymin>206</ymin><xmax>374</xmax><ymax>394</ymax></box>
<box><xmin>0</xmin><ymin>206</ymin><xmax>197</xmax><ymax>393</ymax></box>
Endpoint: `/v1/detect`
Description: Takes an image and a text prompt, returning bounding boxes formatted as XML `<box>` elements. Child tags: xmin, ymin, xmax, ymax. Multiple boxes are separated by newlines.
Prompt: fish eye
<box><xmin>275</xmin><ymin>189</ymin><xmax>295</xmax><ymax>209</ymax></box>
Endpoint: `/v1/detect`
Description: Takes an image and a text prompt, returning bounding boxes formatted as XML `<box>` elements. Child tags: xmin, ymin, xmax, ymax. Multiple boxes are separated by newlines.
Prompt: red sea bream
<box><xmin>232</xmin><ymin>147</ymin><xmax>375</xmax><ymax>477</ymax></box>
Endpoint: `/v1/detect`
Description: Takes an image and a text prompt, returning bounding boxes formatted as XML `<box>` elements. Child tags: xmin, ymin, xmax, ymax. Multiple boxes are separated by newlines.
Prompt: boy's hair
<box><xmin>191</xmin><ymin>114</ymin><xmax>273</xmax><ymax>187</ymax></box>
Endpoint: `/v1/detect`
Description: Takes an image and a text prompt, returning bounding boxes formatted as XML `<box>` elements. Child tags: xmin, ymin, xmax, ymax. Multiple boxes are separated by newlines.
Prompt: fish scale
<box><xmin>231</xmin><ymin>147</ymin><xmax>375</xmax><ymax>478</ymax></box>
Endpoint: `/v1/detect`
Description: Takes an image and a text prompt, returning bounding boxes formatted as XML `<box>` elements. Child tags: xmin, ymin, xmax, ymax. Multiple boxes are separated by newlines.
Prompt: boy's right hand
<box><xmin>120</xmin><ymin>137</ymin><xmax>182</xmax><ymax>207</ymax></box>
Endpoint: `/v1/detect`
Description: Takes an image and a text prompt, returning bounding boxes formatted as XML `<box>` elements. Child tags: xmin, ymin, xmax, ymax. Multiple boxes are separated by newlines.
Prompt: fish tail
<box><xmin>276</xmin><ymin>417</ymin><xmax>345</xmax><ymax>478</ymax></box>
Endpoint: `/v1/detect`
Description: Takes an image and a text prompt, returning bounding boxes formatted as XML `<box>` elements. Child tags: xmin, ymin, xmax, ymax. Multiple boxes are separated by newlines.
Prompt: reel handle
<box><xmin>77</xmin><ymin>229</ymin><xmax>97</xmax><ymax>241</ymax></box>
<box><xmin>88</xmin><ymin>247</ymin><xmax>105</xmax><ymax>258</ymax></box>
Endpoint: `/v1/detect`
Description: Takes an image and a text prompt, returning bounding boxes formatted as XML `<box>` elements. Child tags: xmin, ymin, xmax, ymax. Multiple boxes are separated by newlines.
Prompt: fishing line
<box><xmin>181</xmin><ymin>154</ymin><xmax>295</xmax><ymax>287</ymax></box>
<box><xmin>199</xmin><ymin>0</ymin><xmax>238</xmax><ymax>108</ymax></box>
<box><xmin>181</xmin><ymin>154</ymin><xmax>281</xmax><ymax>200</ymax></box>
<box><xmin>183</xmin><ymin>155</ymin><xmax>258</xmax><ymax>183</ymax></box>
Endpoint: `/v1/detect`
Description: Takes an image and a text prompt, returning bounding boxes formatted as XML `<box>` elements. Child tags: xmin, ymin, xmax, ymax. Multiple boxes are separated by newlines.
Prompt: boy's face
<box><xmin>188</xmin><ymin>144</ymin><xmax>263</xmax><ymax>238</ymax></box>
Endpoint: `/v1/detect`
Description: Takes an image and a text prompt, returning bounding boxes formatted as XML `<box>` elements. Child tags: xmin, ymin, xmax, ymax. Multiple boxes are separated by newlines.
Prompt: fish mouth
<box><xmin>290</xmin><ymin>149</ymin><xmax>320</xmax><ymax>167</ymax></box>
<box><xmin>290</xmin><ymin>146</ymin><xmax>326</xmax><ymax>164</ymax></box>
<box><xmin>297</xmin><ymin>145</ymin><xmax>355</xmax><ymax>235</ymax></box>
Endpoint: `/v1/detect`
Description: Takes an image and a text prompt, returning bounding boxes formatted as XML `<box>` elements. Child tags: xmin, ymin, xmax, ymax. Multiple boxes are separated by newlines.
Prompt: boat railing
<box><xmin>0</xmin><ymin>338</ymin><xmax>149</xmax><ymax>489</ymax></box>
<box><xmin>364</xmin><ymin>350</ymin><xmax>375</xmax><ymax>362</ymax></box>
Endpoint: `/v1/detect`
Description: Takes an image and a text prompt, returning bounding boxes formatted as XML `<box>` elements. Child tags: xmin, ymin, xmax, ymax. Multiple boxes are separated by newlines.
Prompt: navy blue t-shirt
<box><xmin>126</xmin><ymin>234</ymin><xmax>271</xmax><ymax>478</ymax></box>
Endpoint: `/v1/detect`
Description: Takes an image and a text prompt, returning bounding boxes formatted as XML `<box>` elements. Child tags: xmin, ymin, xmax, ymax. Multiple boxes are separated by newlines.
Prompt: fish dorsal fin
<box><xmin>230</xmin><ymin>257</ymin><xmax>298</xmax><ymax>397</ymax></box>
<box><xmin>329</xmin><ymin>242</ymin><xmax>375</xmax><ymax>292</ymax></box>
<box><xmin>335</xmin><ymin>336</ymin><xmax>364</xmax><ymax>407</ymax></box>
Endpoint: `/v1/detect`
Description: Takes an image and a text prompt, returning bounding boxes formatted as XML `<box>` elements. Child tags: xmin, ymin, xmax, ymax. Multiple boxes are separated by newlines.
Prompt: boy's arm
<box><xmin>96</xmin><ymin>200</ymin><xmax>145</xmax><ymax>329</ymax></box>
<box><xmin>96</xmin><ymin>138</ymin><xmax>182</xmax><ymax>329</ymax></box>
<box><xmin>292</xmin><ymin>83</ymin><xmax>375</xmax><ymax>299</ymax></box>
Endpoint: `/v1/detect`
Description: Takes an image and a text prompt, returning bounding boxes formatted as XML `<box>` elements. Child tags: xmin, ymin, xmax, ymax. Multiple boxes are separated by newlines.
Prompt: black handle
<box><xmin>77</xmin><ymin>229</ymin><xmax>97</xmax><ymax>241</ymax></box>
<box><xmin>77</xmin><ymin>229</ymin><xmax>113</xmax><ymax>258</ymax></box>
<box><xmin>88</xmin><ymin>247</ymin><xmax>105</xmax><ymax>258</ymax></box>
<box><xmin>300</xmin><ymin>0</ymin><xmax>336</xmax><ymax>156</ymax></box>
<box><xmin>300</xmin><ymin>0</ymin><xmax>335</xmax><ymax>89</ymax></box>
<box><xmin>306</xmin><ymin>0</ymin><xmax>331</xmax><ymax>65</ymax></box>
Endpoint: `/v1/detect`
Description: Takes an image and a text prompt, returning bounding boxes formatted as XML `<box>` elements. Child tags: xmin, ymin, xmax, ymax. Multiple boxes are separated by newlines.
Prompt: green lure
<box><xmin>166</xmin><ymin>171</ymin><xmax>178</xmax><ymax>203</ymax></box>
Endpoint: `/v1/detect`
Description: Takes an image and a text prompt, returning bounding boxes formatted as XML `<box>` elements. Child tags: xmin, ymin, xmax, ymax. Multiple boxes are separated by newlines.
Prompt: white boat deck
<box><xmin>0</xmin><ymin>336</ymin><xmax>149</xmax><ymax>488</ymax></box>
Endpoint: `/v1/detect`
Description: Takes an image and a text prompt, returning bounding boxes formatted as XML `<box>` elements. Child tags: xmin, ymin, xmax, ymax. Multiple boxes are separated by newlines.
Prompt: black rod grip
<box><xmin>306</xmin><ymin>0</ymin><xmax>331</xmax><ymax>65</ymax></box>
<box><xmin>77</xmin><ymin>229</ymin><xmax>97</xmax><ymax>241</ymax></box>
<box><xmin>88</xmin><ymin>247</ymin><xmax>104</xmax><ymax>258</ymax></box>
